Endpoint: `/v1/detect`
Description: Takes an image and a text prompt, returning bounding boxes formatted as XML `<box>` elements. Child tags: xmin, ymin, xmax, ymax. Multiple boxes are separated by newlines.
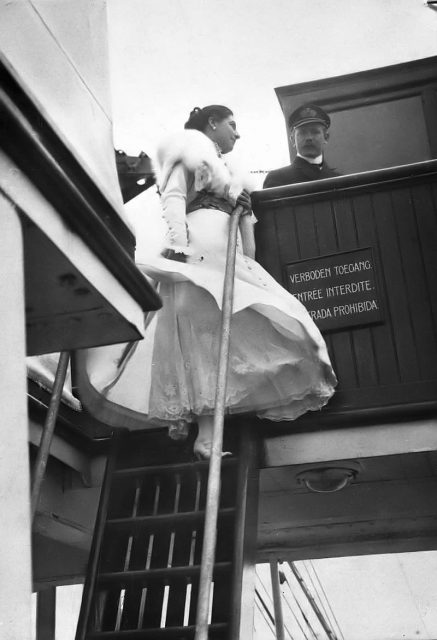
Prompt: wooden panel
<box><xmin>254</xmin><ymin>203</ymin><xmax>282</xmax><ymax>283</ymax></box>
<box><xmin>322</xmin><ymin>198</ymin><xmax>360</xmax><ymax>392</ymax></box>
<box><xmin>352</xmin><ymin>193</ymin><xmax>399</xmax><ymax>386</ymax></box>
<box><xmin>414</xmin><ymin>183</ymin><xmax>437</xmax><ymax>326</ymax></box>
<box><xmin>391</xmin><ymin>187</ymin><xmax>437</xmax><ymax>378</ymax></box>
<box><xmin>330</xmin><ymin>199</ymin><xmax>374</xmax><ymax>389</ymax></box>
<box><xmin>313</xmin><ymin>199</ymin><xmax>338</xmax><ymax>254</ymax></box>
<box><xmin>257</xmin><ymin>452</ymin><xmax>437</xmax><ymax>561</ymax></box>
<box><xmin>254</xmin><ymin>162</ymin><xmax>437</xmax><ymax>425</ymax></box>
<box><xmin>262</xmin><ymin>419</ymin><xmax>437</xmax><ymax>468</ymax></box>
<box><xmin>372</xmin><ymin>191</ymin><xmax>420</xmax><ymax>382</ymax></box>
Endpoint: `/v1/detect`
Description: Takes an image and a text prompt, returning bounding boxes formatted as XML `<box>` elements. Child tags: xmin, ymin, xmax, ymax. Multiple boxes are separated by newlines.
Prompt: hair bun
<box><xmin>189</xmin><ymin>107</ymin><xmax>202</xmax><ymax>117</ymax></box>
<box><xmin>184</xmin><ymin>104</ymin><xmax>232</xmax><ymax>131</ymax></box>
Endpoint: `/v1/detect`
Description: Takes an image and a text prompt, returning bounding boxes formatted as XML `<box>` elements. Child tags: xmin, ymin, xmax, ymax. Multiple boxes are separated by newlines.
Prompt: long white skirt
<box><xmin>84</xmin><ymin>208</ymin><xmax>337</xmax><ymax>429</ymax></box>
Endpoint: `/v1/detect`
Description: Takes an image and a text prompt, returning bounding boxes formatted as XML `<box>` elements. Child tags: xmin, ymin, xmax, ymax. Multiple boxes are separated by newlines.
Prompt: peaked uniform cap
<box><xmin>288</xmin><ymin>104</ymin><xmax>331</xmax><ymax>130</ymax></box>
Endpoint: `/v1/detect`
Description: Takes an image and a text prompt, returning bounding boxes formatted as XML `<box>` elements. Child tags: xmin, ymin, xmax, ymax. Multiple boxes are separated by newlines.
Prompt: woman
<box><xmin>87</xmin><ymin>105</ymin><xmax>337</xmax><ymax>458</ymax></box>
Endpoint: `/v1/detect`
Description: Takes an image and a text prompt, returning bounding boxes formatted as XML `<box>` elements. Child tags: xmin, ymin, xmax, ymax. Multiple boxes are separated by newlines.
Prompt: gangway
<box><xmin>74</xmin><ymin>427</ymin><xmax>259</xmax><ymax>640</ymax></box>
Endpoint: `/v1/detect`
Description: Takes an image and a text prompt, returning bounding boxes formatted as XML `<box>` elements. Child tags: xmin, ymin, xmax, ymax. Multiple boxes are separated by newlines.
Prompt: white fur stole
<box><xmin>152</xmin><ymin>129</ymin><xmax>256</xmax><ymax>204</ymax></box>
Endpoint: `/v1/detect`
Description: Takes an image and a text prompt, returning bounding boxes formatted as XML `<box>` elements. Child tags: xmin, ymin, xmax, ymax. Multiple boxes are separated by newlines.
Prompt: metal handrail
<box><xmin>194</xmin><ymin>204</ymin><xmax>243</xmax><ymax>640</ymax></box>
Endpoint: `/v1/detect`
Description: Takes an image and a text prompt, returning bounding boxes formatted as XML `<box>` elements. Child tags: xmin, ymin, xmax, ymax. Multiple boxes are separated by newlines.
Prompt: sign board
<box><xmin>285</xmin><ymin>248</ymin><xmax>383</xmax><ymax>331</ymax></box>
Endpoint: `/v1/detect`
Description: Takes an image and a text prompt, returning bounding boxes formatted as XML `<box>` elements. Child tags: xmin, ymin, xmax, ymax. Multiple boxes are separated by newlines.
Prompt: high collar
<box><xmin>297</xmin><ymin>153</ymin><xmax>323</xmax><ymax>165</ymax></box>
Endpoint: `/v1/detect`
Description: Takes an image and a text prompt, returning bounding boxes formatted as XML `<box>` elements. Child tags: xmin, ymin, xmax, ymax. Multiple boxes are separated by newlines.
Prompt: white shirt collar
<box><xmin>297</xmin><ymin>153</ymin><xmax>323</xmax><ymax>165</ymax></box>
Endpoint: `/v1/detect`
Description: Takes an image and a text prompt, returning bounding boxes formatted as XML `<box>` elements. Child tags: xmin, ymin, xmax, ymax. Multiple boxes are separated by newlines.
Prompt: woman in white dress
<box><xmin>87</xmin><ymin>105</ymin><xmax>337</xmax><ymax>458</ymax></box>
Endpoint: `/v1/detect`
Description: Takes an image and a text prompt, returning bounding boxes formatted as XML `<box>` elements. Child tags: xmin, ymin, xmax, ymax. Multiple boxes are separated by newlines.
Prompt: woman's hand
<box><xmin>236</xmin><ymin>189</ymin><xmax>252</xmax><ymax>215</ymax></box>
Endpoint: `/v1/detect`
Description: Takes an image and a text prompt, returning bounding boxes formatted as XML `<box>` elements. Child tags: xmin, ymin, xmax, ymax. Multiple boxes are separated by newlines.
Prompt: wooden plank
<box><xmin>391</xmin><ymin>186</ymin><xmax>437</xmax><ymax>379</ymax></box>
<box><xmin>332</xmin><ymin>196</ymin><xmax>358</xmax><ymax>251</ymax></box>
<box><xmin>113</xmin><ymin>458</ymin><xmax>237</xmax><ymax>478</ymax></box>
<box><xmin>311</xmin><ymin>199</ymin><xmax>339</xmax><ymax>378</ymax></box>
<box><xmin>348</xmin><ymin>327</ymin><xmax>379</xmax><ymax>387</ymax></box>
<box><xmin>274</xmin><ymin>207</ymin><xmax>301</xmax><ymax>266</ymax></box>
<box><xmin>257</xmin><ymin>517</ymin><xmax>437</xmax><ymax>562</ymax></box>
<box><xmin>254</xmin><ymin>207</ymin><xmax>282</xmax><ymax>282</ymax></box>
<box><xmin>275</xmin><ymin>199</ymin><xmax>341</xmax><ymax>379</ymax></box>
<box><xmin>98</xmin><ymin>562</ymin><xmax>232</xmax><ymax>587</ymax></box>
<box><xmin>106</xmin><ymin>508</ymin><xmax>235</xmax><ymax>531</ymax></box>
<box><xmin>294</xmin><ymin>202</ymin><xmax>318</xmax><ymax>257</ymax></box>
<box><xmin>422</xmin><ymin>87</ymin><xmax>437</xmax><ymax>157</ymax></box>
<box><xmin>318</xmin><ymin>379</ymin><xmax>437</xmax><ymax>414</ymax></box>
<box><xmin>262</xmin><ymin>418</ymin><xmax>437</xmax><ymax>467</ymax></box>
<box><xmin>352</xmin><ymin>192</ymin><xmax>399</xmax><ymax>385</ymax></box>
<box><xmin>36</xmin><ymin>588</ymin><xmax>56</xmax><ymax>640</ymax></box>
<box><xmin>333</xmin><ymin>195</ymin><xmax>379</xmax><ymax>387</ymax></box>
<box><xmin>259</xmin><ymin>478</ymin><xmax>437</xmax><ymax>531</ymax></box>
<box><xmin>86</xmin><ymin>622</ymin><xmax>228</xmax><ymax>638</ymax></box>
<box><xmin>312</xmin><ymin>198</ymin><xmax>338</xmax><ymax>255</ymax></box>
<box><xmin>372</xmin><ymin>191</ymin><xmax>420</xmax><ymax>381</ymax></box>
<box><xmin>321</xmin><ymin>197</ymin><xmax>359</xmax><ymax>391</ymax></box>
<box><xmin>412</xmin><ymin>182</ymin><xmax>437</xmax><ymax>331</ymax></box>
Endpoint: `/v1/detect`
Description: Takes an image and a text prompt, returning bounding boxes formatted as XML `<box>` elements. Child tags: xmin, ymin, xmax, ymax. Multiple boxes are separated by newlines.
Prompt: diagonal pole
<box><xmin>195</xmin><ymin>205</ymin><xmax>243</xmax><ymax>640</ymax></box>
<box><xmin>289</xmin><ymin>562</ymin><xmax>338</xmax><ymax>640</ymax></box>
<box><xmin>31</xmin><ymin>350</ymin><xmax>70</xmax><ymax>519</ymax></box>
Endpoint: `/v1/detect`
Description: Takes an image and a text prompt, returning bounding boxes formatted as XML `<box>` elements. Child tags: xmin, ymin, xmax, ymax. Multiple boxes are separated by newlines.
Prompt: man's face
<box><xmin>291</xmin><ymin>123</ymin><xmax>329</xmax><ymax>159</ymax></box>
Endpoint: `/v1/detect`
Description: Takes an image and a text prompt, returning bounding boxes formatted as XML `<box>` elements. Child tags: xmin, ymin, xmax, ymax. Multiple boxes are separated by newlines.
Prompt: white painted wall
<box><xmin>0</xmin><ymin>197</ymin><xmax>32</xmax><ymax>640</ymax></box>
<box><xmin>0</xmin><ymin>0</ymin><xmax>126</xmax><ymax>221</ymax></box>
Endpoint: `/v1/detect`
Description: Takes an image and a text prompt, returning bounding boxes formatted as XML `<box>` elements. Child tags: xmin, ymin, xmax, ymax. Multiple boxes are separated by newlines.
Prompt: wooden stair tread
<box><xmin>113</xmin><ymin>457</ymin><xmax>237</xmax><ymax>478</ymax></box>
<box><xmin>98</xmin><ymin>561</ymin><xmax>233</xmax><ymax>586</ymax></box>
<box><xmin>106</xmin><ymin>507</ymin><xmax>235</xmax><ymax>529</ymax></box>
<box><xmin>86</xmin><ymin>622</ymin><xmax>228</xmax><ymax>639</ymax></box>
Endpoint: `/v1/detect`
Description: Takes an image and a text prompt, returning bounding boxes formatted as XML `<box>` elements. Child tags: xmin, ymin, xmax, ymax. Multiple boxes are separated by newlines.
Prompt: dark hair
<box><xmin>184</xmin><ymin>105</ymin><xmax>233</xmax><ymax>131</ymax></box>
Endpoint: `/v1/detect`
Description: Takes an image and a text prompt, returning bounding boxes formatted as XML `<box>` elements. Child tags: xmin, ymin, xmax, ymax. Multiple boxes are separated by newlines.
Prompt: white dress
<box><xmin>84</xmin><ymin>130</ymin><xmax>336</xmax><ymax>430</ymax></box>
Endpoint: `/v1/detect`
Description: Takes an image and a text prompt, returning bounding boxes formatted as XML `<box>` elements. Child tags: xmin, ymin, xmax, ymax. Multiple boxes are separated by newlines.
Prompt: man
<box><xmin>263</xmin><ymin>104</ymin><xmax>340</xmax><ymax>188</ymax></box>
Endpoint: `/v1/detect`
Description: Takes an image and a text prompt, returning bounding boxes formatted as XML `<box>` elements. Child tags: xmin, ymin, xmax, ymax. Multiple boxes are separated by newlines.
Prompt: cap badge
<box><xmin>301</xmin><ymin>107</ymin><xmax>318</xmax><ymax>118</ymax></box>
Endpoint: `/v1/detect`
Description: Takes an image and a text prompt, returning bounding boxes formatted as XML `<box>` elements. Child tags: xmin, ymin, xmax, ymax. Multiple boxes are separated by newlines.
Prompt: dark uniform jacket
<box><xmin>263</xmin><ymin>156</ymin><xmax>340</xmax><ymax>188</ymax></box>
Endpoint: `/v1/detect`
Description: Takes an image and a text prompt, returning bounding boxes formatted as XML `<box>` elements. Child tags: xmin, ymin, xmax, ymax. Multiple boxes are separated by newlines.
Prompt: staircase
<box><xmin>76</xmin><ymin>424</ymin><xmax>259</xmax><ymax>640</ymax></box>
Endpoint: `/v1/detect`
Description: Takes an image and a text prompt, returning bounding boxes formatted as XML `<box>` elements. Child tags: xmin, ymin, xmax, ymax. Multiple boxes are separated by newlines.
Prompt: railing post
<box><xmin>31</xmin><ymin>350</ymin><xmax>70</xmax><ymax>518</ymax></box>
<box><xmin>195</xmin><ymin>205</ymin><xmax>243</xmax><ymax>640</ymax></box>
<box><xmin>229</xmin><ymin>424</ymin><xmax>260</xmax><ymax>640</ymax></box>
<box><xmin>269</xmin><ymin>561</ymin><xmax>285</xmax><ymax>640</ymax></box>
<box><xmin>75</xmin><ymin>432</ymin><xmax>124</xmax><ymax>640</ymax></box>
<box><xmin>36</xmin><ymin>587</ymin><xmax>56</xmax><ymax>640</ymax></box>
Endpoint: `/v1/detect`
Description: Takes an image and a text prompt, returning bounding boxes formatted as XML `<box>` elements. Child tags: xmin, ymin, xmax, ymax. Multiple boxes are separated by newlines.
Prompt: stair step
<box><xmin>98</xmin><ymin>562</ymin><xmax>232</xmax><ymax>588</ymax></box>
<box><xmin>106</xmin><ymin>507</ymin><xmax>236</xmax><ymax>531</ymax></box>
<box><xmin>86</xmin><ymin>622</ymin><xmax>228</xmax><ymax>639</ymax></box>
<box><xmin>113</xmin><ymin>457</ymin><xmax>237</xmax><ymax>478</ymax></box>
